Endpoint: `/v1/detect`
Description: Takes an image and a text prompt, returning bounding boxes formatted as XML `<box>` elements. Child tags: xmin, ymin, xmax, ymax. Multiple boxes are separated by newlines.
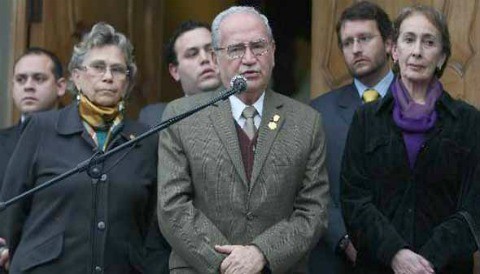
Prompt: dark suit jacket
<box><xmin>0</xmin><ymin>124</ymin><xmax>21</xmax><ymax>274</ymax></box>
<box><xmin>0</xmin><ymin>124</ymin><xmax>22</xmax><ymax>188</ymax></box>
<box><xmin>157</xmin><ymin>90</ymin><xmax>330</xmax><ymax>273</ymax></box>
<box><xmin>138</xmin><ymin>102</ymin><xmax>168</xmax><ymax>127</ymax></box>
<box><xmin>309</xmin><ymin>84</ymin><xmax>362</xmax><ymax>273</ymax></box>
<box><xmin>0</xmin><ymin>104</ymin><xmax>158</xmax><ymax>274</ymax></box>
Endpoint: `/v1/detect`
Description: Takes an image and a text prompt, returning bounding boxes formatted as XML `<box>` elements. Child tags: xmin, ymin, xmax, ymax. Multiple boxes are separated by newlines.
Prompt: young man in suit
<box><xmin>0</xmin><ymin>47</ymin><xmax>66</xmax><ymax>188</ymax></box>
<box><xmin>309</xmin><ymin>1</ymin><xmax>394</xmax><ymax>273</ymax></box>
<box><xmin>157</xmin><ymin>6</ymin><xmax>329</xmax><ymax>273</ymax></box>
<box><xmin>138</xmin><ymin>20</ymin><xmax>221</xmax><ymax>127</ymax></box>
<box><xmin>0</xmin><ymin>47</ymin><xmax>66</xmax><ymax>271</ymax></box>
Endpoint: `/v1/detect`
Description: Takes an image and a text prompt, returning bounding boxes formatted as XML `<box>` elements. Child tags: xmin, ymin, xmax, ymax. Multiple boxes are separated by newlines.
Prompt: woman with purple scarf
<box><xmin>341</xmin><ymin>5</ymin><xmax>480</xmax><ymax>274</ymax></box>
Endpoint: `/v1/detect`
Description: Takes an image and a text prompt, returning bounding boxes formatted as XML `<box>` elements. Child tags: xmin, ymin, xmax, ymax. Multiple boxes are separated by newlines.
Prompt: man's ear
<box><xmin>270</xmin><ymin>42</ymin><xmax>276</xmax><ymax>67</ymax></box>
<box><xmin>56</xmin><ymin>77</ymin><xmax>67</xmax><ymax>97</ymax></box>
<box><xmin>168</xmin><ymin>63</ymin><xmax>180</xmax><ymax>82</ymax></box>
<box><xmin>385</xmin><ymin>38</ymin><xmax>393</xmax><ymax>56</ymax></box>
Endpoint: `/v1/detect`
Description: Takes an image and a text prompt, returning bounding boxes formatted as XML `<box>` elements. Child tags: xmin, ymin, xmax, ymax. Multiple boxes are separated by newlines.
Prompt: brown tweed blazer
<box><xmin>157</xmin><ymin>90</ymin><xmax>329</xmax><ymax>273</ymax></box>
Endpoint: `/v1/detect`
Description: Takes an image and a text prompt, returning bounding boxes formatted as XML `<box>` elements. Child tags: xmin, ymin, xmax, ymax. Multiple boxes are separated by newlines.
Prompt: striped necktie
<box><xmin>242</xmin><ymin>106</ymin><xmax>257</xmax><ymax>140</ymax></box>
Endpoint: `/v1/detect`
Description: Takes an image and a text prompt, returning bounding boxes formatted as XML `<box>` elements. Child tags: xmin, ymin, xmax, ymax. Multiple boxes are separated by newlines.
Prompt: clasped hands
<box><xmin>391</xmin><ymin>249</ymin><xmax>435</xmax><ymax>274</ymax></box>
<box><xmin>0</xmin><ymin>238</ymin><xmax>9</xmax><ymax>270</ymax></box>
<box><xmin>215</xmin><ymin>244</ymin><xmax>266</xmax><ymax>274</ymax></box>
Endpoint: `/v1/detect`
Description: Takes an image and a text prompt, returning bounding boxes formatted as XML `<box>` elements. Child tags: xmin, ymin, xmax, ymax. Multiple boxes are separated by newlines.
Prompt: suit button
<box><xmin>100</xmin><ymin>174</ymin><xmax>107</xmax><ymax>182</ymax></box>
<box><xmin>95</xmin><ymin>266</ymin><xmax>102</xmax><ymax>272</ymax></box>
<box><xmin>97</xmin><ymin>221</ymin><xmax>106</xmax><ymax>230</ymax></box>
<box><xmin>89</xmin><ymin>166</ymin><xmax>102</xmax><ymax>178</ymax></box>
<box><xmin>246</xmin><ymin>212</ymin><xmax>254</xmax><ymax>220</ymax></box>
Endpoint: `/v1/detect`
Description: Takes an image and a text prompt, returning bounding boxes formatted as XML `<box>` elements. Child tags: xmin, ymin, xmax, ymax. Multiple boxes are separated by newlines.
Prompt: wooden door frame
<box><xmin>8</xmin><ymin>0</ymin><xmax>28</xmax><ymax>125</ymax></box>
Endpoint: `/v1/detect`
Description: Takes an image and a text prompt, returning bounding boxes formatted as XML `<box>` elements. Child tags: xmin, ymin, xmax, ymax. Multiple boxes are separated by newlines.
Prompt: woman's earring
<box><xmin>435</xmin><ymin>64</ymin><xmax>443</xmax><ymax>75</ymax></box>
<box><xmin>118</xmin><ymin>101</ymin><xmax>125</xmax><ymax>112</ymax></box>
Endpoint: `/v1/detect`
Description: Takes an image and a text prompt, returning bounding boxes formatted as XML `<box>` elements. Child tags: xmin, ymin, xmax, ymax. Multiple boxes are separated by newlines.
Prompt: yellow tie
<box><xmin>362</xmin><ymin>89</ymin><xmax>380</xmax><ymax>103</ymax></box>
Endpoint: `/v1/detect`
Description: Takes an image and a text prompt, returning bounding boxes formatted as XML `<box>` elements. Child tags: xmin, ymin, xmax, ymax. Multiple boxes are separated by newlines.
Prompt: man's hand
<box><xmin>0</xmin><ymin>238</ymin><xmax>10</xmax><ymax>270</ymax></box>
<box><xmin>215</xmin><ymin>244</ymin><xmax>266</xmax><ymax>274</ymax></box>
<box><xmin>344</xmin><ymin>242</ymin><xmax>357</xmax><ymax>264</ymax></box>
<box><xmin>391</xmin><ymin>249</ymin><xmax>434</xmax><ymax>274</ymax></box>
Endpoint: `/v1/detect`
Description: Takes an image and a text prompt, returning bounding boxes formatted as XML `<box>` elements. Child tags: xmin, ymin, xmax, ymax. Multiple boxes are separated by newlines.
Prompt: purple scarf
<box><xmin>392</xmin><ymin>77</ymin><xmax>443</xmax><ymax>168</ymax></box>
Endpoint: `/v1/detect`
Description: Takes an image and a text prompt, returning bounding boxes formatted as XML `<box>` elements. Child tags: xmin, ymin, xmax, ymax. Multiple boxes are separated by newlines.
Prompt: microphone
<box><xmin>229</xmin><ymin>75</ymin><xmax>248</xmax><ymax>94</ymax></box>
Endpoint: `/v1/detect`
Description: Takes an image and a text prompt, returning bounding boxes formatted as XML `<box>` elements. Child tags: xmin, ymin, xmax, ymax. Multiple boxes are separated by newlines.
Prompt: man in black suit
<box><xmin>309</xmin><ymin>2</ymin><xmax>394</xmax><ymax>273</ymax></box>
<box><xmin>139</xmin><ymin>20</ymin><xmax>221</xmax><ymax>127</ymax></box>
<box><xmin>0</xmin><ymin>47</ymin><xmax>66</xmax><ymax>188</ymax></box>
<box><xmin>0</xmin><ymin>47</ymin><xmax>66</xmax><ymax>271</ymax></box>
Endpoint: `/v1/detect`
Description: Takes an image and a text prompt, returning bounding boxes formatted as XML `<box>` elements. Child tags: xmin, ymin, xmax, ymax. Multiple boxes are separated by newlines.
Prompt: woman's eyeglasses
<box><xmin>79</xmin><ymin>62</ymin><xmax>129</xmax><ymax>79</ymax></box>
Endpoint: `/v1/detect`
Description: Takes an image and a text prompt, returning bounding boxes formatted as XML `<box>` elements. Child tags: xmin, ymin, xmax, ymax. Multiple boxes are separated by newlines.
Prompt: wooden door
<box><xmin>311</xmin><ymin>0</ymin><xmax>480</xmax><ymax>109</ymax></box>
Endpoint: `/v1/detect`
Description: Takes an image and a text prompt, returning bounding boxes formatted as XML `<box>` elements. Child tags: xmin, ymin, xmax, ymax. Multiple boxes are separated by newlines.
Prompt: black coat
<box><xmin>341</xmin><ymin>91</ymin><xmax>480</xmax><ymax>273</ymax></box>
<box><xmin>0</xmin><ymin>104</ymin><xmax>158</xmax><ymax>274</ymax></box>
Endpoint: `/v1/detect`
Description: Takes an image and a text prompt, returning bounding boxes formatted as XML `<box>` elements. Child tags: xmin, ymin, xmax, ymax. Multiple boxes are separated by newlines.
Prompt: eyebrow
<box><xmin>346</xmin><ymin>32</ymin><xmax>376</xmax><ymax>37</ymax></box>
<box><xmin>186</xmin><ymin>43</ymin><xmax>212</xmax><ymax>51</ymax></box>
<box><xmin>402</xmin><ymin>30</ymin><xmax>438</xmax><ymax>37</ymax></box>
<box><xmin>88</xmin><ymin>60</ymin><xmax>125</xmax><ymax>66</ymax></box>
<box><xmin>15</xmin><ymin>72</ymin><xmax>49</xmax><ymax>77</ymax></box>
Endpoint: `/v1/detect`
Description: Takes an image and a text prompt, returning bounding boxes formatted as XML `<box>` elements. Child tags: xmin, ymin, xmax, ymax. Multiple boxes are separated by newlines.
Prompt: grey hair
<box><xmin>67</xmin><ymin>22</ymin><xmax>137</xmax><ymax>94</ymax></box>
<box><xmin>211</xmin><ymin>6</ymin><xmax>273</xmax><ymax>49</ymax></box>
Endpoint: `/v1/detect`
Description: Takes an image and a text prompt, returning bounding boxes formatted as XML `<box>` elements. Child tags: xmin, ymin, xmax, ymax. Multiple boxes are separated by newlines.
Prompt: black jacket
<box><xmin>341</xmin><ymin>91</ymin><xmax>480</xmax><ymax>273</ymax></box>
<box><xmin>0</xmin><ymin>123</ymin><xmax>22</xmax><ymax>188</ymax></box>
<box><xmin>0</xmin><ymin>104</ymin><xmax>158</xmax><ymax>274</ymax></box>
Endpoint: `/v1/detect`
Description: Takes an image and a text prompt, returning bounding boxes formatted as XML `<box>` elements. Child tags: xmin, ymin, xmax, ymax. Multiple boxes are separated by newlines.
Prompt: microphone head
<box><xmin>229</xmin><ymin>75</ymin><xmax>248</xmax><ymax>93</ymax></box>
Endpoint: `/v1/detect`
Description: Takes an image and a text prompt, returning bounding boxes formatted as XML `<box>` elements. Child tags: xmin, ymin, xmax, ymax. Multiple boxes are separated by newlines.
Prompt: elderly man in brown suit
<box><xmin>157</xmin><ymin>6</ymin><xmax>329</xmax><ymax>274</ymax></box>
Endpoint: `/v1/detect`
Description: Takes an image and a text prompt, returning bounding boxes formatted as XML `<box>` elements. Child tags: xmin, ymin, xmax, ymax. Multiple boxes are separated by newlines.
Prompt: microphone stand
<box><xmin>0</xmin><ymin>83</ymin><xmax>244</xmax><ymax>212</ymax></box>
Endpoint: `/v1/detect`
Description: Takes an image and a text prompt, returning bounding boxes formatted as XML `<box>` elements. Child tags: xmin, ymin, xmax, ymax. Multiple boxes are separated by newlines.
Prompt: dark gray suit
<box><xmin>158</xmin><ymin>90</ymin><xmax>330</xmax><ymax>273</ymax></box>
<box><xmin>138</xmin><ymin>102</ymin><xmax>168</xmax><ymax>127</ymax></box>
<box><xmin>0</xmin><ymin>124</ymin><xmax>21</xmax><ymax>189</ymax></box>
<box><xmin>309</xmin><ymin>84</ymin><xmax>362</xmax><ymax>273</ymax></box>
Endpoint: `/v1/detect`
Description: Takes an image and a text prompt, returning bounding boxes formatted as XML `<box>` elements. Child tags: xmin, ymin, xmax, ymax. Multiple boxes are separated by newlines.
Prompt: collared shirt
<box><xmin>229</xmin><ymin>92</ymin><xmax>264</xmax><ymax>129</ymax></box>
<box><xmin>354</xmin><ymin>70</ymin><xmax>394</xmax><ymax>99</ymax></box>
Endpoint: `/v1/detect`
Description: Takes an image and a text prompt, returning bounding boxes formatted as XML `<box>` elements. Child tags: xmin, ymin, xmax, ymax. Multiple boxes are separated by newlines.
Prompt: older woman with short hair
<box><xmin>341</xmin><ymin>5</ymin><xmax>480</xmax><ymax>274</ymax></box>
<box><xmin>0</xmin><ymin>23</ymin><xmax>157</xmax><ymax>274</ymax></box>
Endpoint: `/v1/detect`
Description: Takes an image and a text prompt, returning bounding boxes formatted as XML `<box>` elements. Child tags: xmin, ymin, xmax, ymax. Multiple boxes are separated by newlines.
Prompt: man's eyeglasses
<box><xmin>215</xmin><ymin>39</ymin><xmax>272</xmax><ymax>60</ymax></box>
<box><xmin>79</xmin><ymin>62</ymin><xmax>130</xmax><ymax>80</ymax></box>
<box><xmin>341</xmin><ymin>34</ymin><xmax>380</xmax><ymax>49</ymax></box>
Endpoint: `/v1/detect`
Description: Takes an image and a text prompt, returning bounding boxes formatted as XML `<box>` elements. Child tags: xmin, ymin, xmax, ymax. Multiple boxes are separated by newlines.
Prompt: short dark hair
<box><xmin>393</xmin><ymin>5</ymin><xmax>451</xmax><ymax>78</ymax></box>
<box><xmin>14</xmin><ymin>47</ymin><xmax>64</xmax><ymax>79</ymax></box>
<box><xmin>336</xmin><ymin>1</ymin><xmax>393</xmax><ymax>48</ymax></box>
<box><xmin>164</xmin><ymin>20</ymin><xmax>211</xmax><ymax>66</ymax></box>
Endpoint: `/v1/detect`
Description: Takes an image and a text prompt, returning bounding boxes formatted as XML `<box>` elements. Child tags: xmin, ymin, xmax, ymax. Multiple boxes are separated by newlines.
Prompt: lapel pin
<box><xmin>273</xmin><ymin>114</ymin><xmax>280</xmax><ymax>122</ymax></box>
<box><xmin>268</xmin><ymin>122</ymin><xmax>277</xmax><ymax>130</ymax></box>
